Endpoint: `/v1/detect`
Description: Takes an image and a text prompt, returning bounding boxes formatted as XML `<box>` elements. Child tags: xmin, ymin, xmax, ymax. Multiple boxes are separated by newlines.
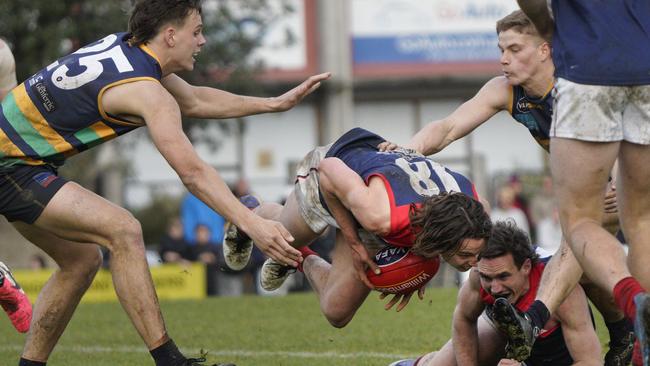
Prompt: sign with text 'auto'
<box><xmin>352</xmin><ymin>0</ymin><xmax>518</xmax><ymax>65</ymax></box>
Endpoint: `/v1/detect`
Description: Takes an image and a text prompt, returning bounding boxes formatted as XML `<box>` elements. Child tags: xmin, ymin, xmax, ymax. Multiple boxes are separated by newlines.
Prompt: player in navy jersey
<box><xmin>222</xmin><ymin>127</ymin><xmax>492</xmax><ymax>327</ymax></box>
<box><xmin>0</xmin><ymin>1</ymin><xmax>329</xmax><ymax>365</ymax></box>
<box><xmin>378</xmin><ymin>10</ymin><xmax>633</xmax><ymax>365</ymax></box>
<box><xmin>497</xmin><ymin>2</ymin><xmax>650</xmax><ymax>365</ymax></box>
<box><xmin>388</xmin><ymin>221</ymin><xmax>601</xmax><ymax>366</ymax></box>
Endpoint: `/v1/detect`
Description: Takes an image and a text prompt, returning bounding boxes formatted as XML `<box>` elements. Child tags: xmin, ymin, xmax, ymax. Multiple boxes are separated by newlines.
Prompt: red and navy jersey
<box><xmin>508</xmin><ymin>84</ymin><xmax>553</xmax><ymax>152</ymax></box>
<box><xmin>0</xmin><ymin>32</ymin><xmax>162</xmax><ymax>170</ymax></box>
<box><xmin>324</xmin><ymin>128</ymin><xmax>479</xmax><ymax>247</ymax></box>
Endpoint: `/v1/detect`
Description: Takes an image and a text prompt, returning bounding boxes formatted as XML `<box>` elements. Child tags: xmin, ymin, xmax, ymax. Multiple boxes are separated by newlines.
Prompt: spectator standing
<box><xmin>491</xmin><ymin>185</ymin><xmax>530</xmax><ymax>236</ymax></box>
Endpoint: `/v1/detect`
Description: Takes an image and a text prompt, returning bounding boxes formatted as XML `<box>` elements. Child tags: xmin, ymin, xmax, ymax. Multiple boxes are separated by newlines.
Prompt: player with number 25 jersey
<box><xmin>0</xmin><ymin>32</ymin><xmax>160</xmax><ymax>170</ymax></box>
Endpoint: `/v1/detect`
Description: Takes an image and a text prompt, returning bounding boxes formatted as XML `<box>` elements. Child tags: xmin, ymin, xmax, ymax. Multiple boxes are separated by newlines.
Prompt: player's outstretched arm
<box><xmin>516</xmin><ymin>0</ymin><xmax>554</xmax><ymax>41</ymax></box>
<box><xmin>452</xmin><ymin>270</ymin><xmax>486</xmax><ymax>365</ymax></box>
<box><xmin>378</xmin><ymin>77</ymin><xmax>508</xmax><ymax>155</ymax></box>
<box><xmin>103</xmin><ymin>80</ymin><xmax>302</xmax><ymax>267</ymax></box>
<box><xmin>554</xmin><ymin>284</ymin><xmax>603</xmax><ymax>365</ymax></box>
<box><xmin>161</xmin><ymin>72</ymin><xmax>331</xmax><ymax>119</ymax></box>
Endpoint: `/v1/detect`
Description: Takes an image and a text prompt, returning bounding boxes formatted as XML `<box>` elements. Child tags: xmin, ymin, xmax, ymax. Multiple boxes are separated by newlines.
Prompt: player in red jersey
<box><xmin>223</xmin><ymin>128</ymin><xmax>492</xmax><ymax>327</ymax></box>
<box><xmin>390</xmin><ymin>221</ymin><xmax>601</xmax><ymax>366</ymax></box>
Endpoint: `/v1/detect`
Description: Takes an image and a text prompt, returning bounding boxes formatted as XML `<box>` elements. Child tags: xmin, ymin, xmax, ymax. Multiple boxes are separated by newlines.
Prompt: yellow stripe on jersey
<box><xmin>12</xmin><ymin>84</ymin><xmax>76</xmax><ymax>154</ymax></box>
<box><xmin>139</xmin><ymin>44</ymin><xmax>161</xmax><ymax>66</ymax></box>
<box><xmin>0</xmin><ymin>125</ymin><xmax>27</xmax><ymax>158</ymax></box>
<box><xmin>89</xmin><ymin>121</ymin><xmax>117</xmax><ymax>140</ymax></box>
<box><xmin>97</xmin><ymin>76</ymin><xmax>160</xmax><ymax>127</ymax></box>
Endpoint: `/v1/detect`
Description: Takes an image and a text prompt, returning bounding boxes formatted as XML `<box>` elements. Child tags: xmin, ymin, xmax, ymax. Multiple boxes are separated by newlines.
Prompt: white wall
<box><xmin>125</xmin><ymin>99</ymin><xmax>545</xmax><ymax>208</ymax></box>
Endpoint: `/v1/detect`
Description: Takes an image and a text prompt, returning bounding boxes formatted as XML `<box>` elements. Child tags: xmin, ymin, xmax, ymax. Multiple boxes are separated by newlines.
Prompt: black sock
<box><xmin>606</xmin><ymin>317</ymin><xmax>633</xmax><ymax>344</ymax></box>
<box><xmin>527</xmin><ymin>300</ymin><xmax>551</xmax><ymax>330</ymax></box>
<box><xmin>19</xmin><ymin>358</ymin><xmax>46</xmax><ymax>366</ymax></box>
<box><xmin>150</xmin><ymin>339</ymin><xmax>186</xmax><ymax>366</ymax></box>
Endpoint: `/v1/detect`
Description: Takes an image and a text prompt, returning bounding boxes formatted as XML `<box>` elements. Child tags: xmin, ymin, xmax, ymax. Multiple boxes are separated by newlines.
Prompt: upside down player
<box><xmin>222</xmin><ymin>127</ymin><xmax>493</xmax><ymax>327</ymax></box>
<box><xmin>0</xmin><ymin>0</ymin><xmax>330</xmax><ymax>364</ymax></box>
<box><xmin>390</xmin><ymin>221</ymin><xmax>601</xmax><ymax>366</ymax></box>
<box><xmin>379</xmin><ymin>10</ymin><xmax>633</xmax><ymax>365</ymax></box>
<box><xmin>0</xmin><ymin>38</ymin><xmax>33</xmax><ymax>334</ymax></box>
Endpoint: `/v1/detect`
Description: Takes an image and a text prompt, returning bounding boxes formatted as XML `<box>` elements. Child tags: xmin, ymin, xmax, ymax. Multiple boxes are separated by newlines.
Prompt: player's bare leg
<box><xmin>617</xmin><ymin>142</ymin><xmax>650</xmax><ymax>290</ymax></box>
<box><xmin>12</xmin><ymin>222</ymin><xmax>102</xmax><ymax>362</ymax></box>
<box><xmin>552</xmin><ymin>139</ymin><xmax>629</xmax><ymax>299</ymax></box>
<box><xmin>617</xmin><ymin>141</ymin><xmax>650</xmax><ymax>364</ymax></box>
<box><xmin>535</xmin><ymin>239</ymin><xmax>582</xmax><ymax>314</ymax></box>
<box><xmin>301</xmin><ymin>230</ymin><xmax>371</xmax><ymax>328</ymax></box>
<box><xmin>22</xmin><ymin>182</ymin><xmax>168</xmax><ymax>356</ymax></box>
<box><xmin>257</xmin><ymin>191</ymin><xmax>323</xmax><ymax>290</ymax></box>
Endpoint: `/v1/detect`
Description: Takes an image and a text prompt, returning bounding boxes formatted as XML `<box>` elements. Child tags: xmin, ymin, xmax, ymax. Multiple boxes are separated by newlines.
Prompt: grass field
<box><xmin>0</xmin><ymin>289</ymin><xmax>610</xmax><ymax>366</ymax></box>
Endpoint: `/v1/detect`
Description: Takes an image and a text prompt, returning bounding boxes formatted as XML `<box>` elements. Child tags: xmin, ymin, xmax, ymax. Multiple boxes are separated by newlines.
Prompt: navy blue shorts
<box><xmin>0</xmin><ymin>165</ymin><xmax>67</xmax><ymax>223</ymax></box>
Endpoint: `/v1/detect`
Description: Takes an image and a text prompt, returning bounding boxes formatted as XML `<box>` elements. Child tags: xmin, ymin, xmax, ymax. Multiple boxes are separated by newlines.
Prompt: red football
<box><xmin>366</xmin><ymin>245</ymin><xmax>440</xmax><ymax>294</ymax></box>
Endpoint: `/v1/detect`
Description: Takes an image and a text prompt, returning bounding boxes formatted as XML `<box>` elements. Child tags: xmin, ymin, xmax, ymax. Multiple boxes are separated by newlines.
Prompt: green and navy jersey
<box><xmin>0</xmin><ymin>32</ymin><xmax>162</xmax><ymax>170</ymax></box>
<box><xmin>508</xmin><ymin>83</ymin><xmax>553</xmax><ymax>152</ymax></box>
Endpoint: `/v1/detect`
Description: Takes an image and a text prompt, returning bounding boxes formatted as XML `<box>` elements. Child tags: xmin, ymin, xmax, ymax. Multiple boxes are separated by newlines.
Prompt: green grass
<box><xmin>0</xmin><ymin>289</ymin><xmax>610</xmax><ymax>365</ymax></box>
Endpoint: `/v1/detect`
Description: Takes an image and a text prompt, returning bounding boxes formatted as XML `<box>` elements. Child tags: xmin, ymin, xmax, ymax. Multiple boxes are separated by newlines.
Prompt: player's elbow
<box><xmin>360</xmin><ymin>214</ymin><xmax>390</xmax><ymax>235</ymax></box>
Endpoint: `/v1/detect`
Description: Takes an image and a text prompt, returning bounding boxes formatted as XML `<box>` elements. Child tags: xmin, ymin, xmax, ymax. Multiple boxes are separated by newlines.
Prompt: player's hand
<box><xmin>346</xmin><ymin>237</ymin><xmax>379</xmax><ymax>289</ymax></box>
<box><xmin>377</xmin><ymin>140</ymin><xmax>399</xmax><ymax>152</ymax></box>
<box><xmin>244</xmin><ymin>216</ymin><xmax>302</xmax><ymax>267</ymax></box>
<box><xmin>497</xmin><ymin>359</ymin><xmax>523</xmax><ymax>366</ymax></box>
<box><xmin>270</xmin><ymin>72</ymin><xmax>331</xmax><ymax>112</ymax></box>
<box><xmin>380</xmin><ymin>286</ymin><xmax>426</xmax><ymax>312</ymax></box>
<box><xmin>604</xmin><ymin>183</ymin><xmax>617</xmax><ymax>214</ymax></box>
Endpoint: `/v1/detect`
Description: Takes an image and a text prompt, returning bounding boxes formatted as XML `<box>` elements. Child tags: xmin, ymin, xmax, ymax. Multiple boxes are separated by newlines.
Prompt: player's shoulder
<box><xmin>0</xmin><ymin>39</ymin><xmax>14</xmax><ymax>65</ymax></box>
<box><xmin>483</xmin><ymin>76</ymin><xmax>512</xmax><ymax>96</ymax></box>
<box><xmin>475</xmin><ymin>76</ymin><xmax>511</xmax><ymax>110</ymax></box>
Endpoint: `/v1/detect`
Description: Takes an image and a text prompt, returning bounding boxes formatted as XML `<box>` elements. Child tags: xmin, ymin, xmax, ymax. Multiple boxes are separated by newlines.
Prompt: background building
<box><xmin>125</xmin><ymin>0</ymin><xmax>543</xmax><ymax>208</ymax></box>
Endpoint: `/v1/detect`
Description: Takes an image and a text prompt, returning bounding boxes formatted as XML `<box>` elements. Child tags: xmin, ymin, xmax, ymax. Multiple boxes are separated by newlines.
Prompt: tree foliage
<box><xmin>0</xmin><ymin>0</ymin><xmax>294</xmax><ymax>87</ymax></box>
<box><xmin>0</xmin><ymin>0</ymin><xmax>295</xmax><ymax>185</ymax></box>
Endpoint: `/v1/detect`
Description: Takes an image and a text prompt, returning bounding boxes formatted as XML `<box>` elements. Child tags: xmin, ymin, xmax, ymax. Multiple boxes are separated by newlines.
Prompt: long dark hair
<box><xmin>128</xmin><ymin>0</ymin><xmax>203</xmax><ymax>46</ymax></box>
<box><xmin>410</xmin><ymin>192</ymin><xmax>492</xmax><ymax>258</ymax></box>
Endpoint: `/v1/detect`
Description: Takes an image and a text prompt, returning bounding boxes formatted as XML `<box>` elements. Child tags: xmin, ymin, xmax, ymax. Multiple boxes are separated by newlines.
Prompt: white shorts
<box><xmin>294</xmin><ymin>144</ymin><xmax>337</xmax><ymax>234</ymax></box>
<box><xmin>293</xmin><ymin>144</ymin><xmax>388</xmax><ymax>251</ymax></box>
<box><xmin>551</xmin><ymin>78</ymin><xmax>650</xmax><ymax>144</ymax></box>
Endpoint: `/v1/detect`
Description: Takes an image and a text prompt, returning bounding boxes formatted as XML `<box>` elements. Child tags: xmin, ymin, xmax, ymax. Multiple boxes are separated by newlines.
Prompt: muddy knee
<box><xmin>105</xmin><ymin>212</ymin><xmax>145</xmax><ymax>255</ymax></box>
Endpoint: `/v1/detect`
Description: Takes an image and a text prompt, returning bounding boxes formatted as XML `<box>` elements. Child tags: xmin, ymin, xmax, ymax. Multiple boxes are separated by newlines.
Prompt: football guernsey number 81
<box><xmin>50</xmin><ymin>34</ymin><xmax>134</xmax><ymax>90</ymax></box>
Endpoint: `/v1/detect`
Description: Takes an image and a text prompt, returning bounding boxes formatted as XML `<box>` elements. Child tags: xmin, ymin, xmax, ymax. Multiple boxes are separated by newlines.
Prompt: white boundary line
<box><xmin>0</xmin><ymin>345</ymin><xmax>413</xmax><ymax>360</ymax></box>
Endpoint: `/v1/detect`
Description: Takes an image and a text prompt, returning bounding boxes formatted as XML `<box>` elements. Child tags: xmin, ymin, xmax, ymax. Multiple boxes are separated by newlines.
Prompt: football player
<box><xmin>222</xmin><ymin>127</ymin><xmax>492</xmax><ymax>327</ymax></box>
<box><xmin>389</xmin><ymin>221</ymin><xmax>602</xmax><ymax>366</ymax></box>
